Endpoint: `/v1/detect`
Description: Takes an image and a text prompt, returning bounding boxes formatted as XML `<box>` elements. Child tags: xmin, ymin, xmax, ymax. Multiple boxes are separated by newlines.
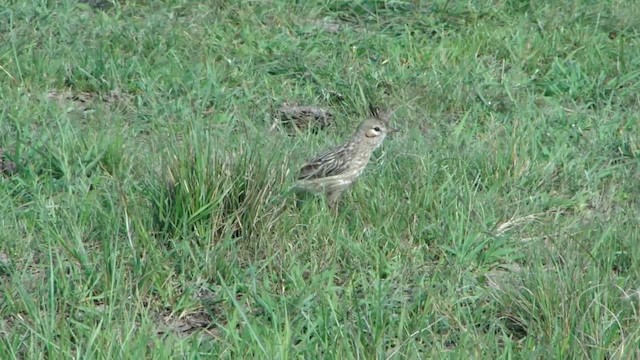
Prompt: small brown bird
<box><xmin>294</xmin><ymin>109</ymin><xmax>398</xmax><ymax>210</ymax></box>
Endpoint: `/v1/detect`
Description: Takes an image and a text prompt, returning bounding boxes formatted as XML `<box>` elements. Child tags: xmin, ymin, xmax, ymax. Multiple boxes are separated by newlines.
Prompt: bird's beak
<box><xmin>388</xmin><ymin>126</ymin><xmax>400</xmax><ymax>134</ymax></box>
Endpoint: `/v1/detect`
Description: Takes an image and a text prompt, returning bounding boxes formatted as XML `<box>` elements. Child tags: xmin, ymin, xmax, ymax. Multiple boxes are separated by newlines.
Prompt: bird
<box><xmin>294</xmin><ymin>108</ymin><xmax>398</xmax><ymax>211</ymax></box>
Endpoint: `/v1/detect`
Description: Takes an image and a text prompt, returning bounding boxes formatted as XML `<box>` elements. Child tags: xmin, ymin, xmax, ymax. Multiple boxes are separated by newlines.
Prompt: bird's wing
<box><xmin>298</xmin><ymin>145</ymin><xmax>351</xmax><ymax>180</ymax></box>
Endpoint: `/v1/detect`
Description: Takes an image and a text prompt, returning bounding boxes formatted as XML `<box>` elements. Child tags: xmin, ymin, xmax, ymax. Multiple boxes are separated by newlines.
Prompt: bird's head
<box><xmin>355</xmin><ymin>107</ymin><xmax>399</xmax><ymax>145</ymax></box>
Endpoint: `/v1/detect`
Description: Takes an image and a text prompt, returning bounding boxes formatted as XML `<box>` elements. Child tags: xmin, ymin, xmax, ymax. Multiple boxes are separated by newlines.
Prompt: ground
<box><xmin>1</xmin><ymin>0</ymin><xmax>639</xmax><ymax>358</ymax></box>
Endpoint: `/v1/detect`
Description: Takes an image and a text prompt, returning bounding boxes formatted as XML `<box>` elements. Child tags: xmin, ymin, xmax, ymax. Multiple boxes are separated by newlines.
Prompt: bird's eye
<box><xmin>373</xmin><ymin>126</ymin><xmax>381</xmax><ymax>132</ymax></box>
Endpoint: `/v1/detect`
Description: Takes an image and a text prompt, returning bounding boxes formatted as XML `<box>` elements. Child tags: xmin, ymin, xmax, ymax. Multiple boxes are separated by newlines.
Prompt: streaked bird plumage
<box><xmin>294</xmin><ymin>109</ymin><xmax>398</xmax><ymax>210</ymax></box>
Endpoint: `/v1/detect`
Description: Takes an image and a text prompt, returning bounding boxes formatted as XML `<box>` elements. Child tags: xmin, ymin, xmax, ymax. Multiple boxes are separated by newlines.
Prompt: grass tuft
<box><xmin>149</xmin><ymin>127</ymin><xmax>289</xmax><ymax>250</ymax></box>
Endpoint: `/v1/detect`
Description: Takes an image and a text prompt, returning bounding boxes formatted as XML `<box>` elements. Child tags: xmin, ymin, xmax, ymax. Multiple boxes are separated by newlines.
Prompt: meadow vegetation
<box><xmin>1</xmin><ymin>0</ymin><xmax>639</xmax><ymax>358</ymax></box>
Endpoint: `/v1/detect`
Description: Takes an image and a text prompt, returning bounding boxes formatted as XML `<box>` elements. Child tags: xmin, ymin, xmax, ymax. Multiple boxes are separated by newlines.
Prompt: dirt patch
<box><xmin>78</xmin><ymin>0</ymin><xmax>114</xmax><ymax>10</ymax></box>
<box><xmin>303</xmin><ymin>16</ymin><xmax>367</xmax><ymax>34</ymax></box>
<box><xmin>46</xmin><ymin>89</ymin><xmax>133</xmax><ymax>114</ymax></box>
<box><xmin>0</xmin><ymin>252</ymin><xmax>11</xmax><ymax>274</ymax></box>
<box><xmin>310</xmin><ymin>18</ymin><xmax>344</xmax><ymax>33</ymax></box>
<box><xmin>271</xmin><ymin>103</ymin><xmax>334</xmax><ymax>133</ymax></box>
<box><xmin>154</xmin><ymin>308</ymin><xmax>219</xmax><ymax>338</ymax></box>
<box><xmin>0</xmin><ymin>148</ymin><xmax>17</xmax><ymax>177</ymax></box>
<box><xmin>484</xmin><ymin>263</ymin><xmax>524</xmax><ymax>292</ymax></box>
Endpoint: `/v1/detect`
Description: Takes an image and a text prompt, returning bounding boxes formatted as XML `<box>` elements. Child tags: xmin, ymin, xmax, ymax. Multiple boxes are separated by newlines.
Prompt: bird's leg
<box><xmin>326</xmin><ymin>189</ymin><xmax>344</xmax><ymax>213</ymax></box>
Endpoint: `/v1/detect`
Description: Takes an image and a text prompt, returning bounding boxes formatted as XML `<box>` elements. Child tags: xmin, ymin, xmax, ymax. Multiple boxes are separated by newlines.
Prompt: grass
<box><xmin>1</xmin><ymin>0</ymin><xmax>639</xmax><ymax>358</ymax></box>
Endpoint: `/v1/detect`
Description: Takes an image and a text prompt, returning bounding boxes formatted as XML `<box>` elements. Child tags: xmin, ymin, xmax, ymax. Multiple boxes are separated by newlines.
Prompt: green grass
<box><xmin>1</xmin><ymin>0</ymin><xmax>639</xmax><ymax>358</ymax></box>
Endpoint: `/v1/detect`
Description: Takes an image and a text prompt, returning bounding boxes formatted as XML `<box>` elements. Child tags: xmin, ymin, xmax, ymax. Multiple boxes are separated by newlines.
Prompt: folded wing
<box><xmin>298</xmin><ymin>145</ymin><xmax>351</xmax><ymax>180</ymax></box>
